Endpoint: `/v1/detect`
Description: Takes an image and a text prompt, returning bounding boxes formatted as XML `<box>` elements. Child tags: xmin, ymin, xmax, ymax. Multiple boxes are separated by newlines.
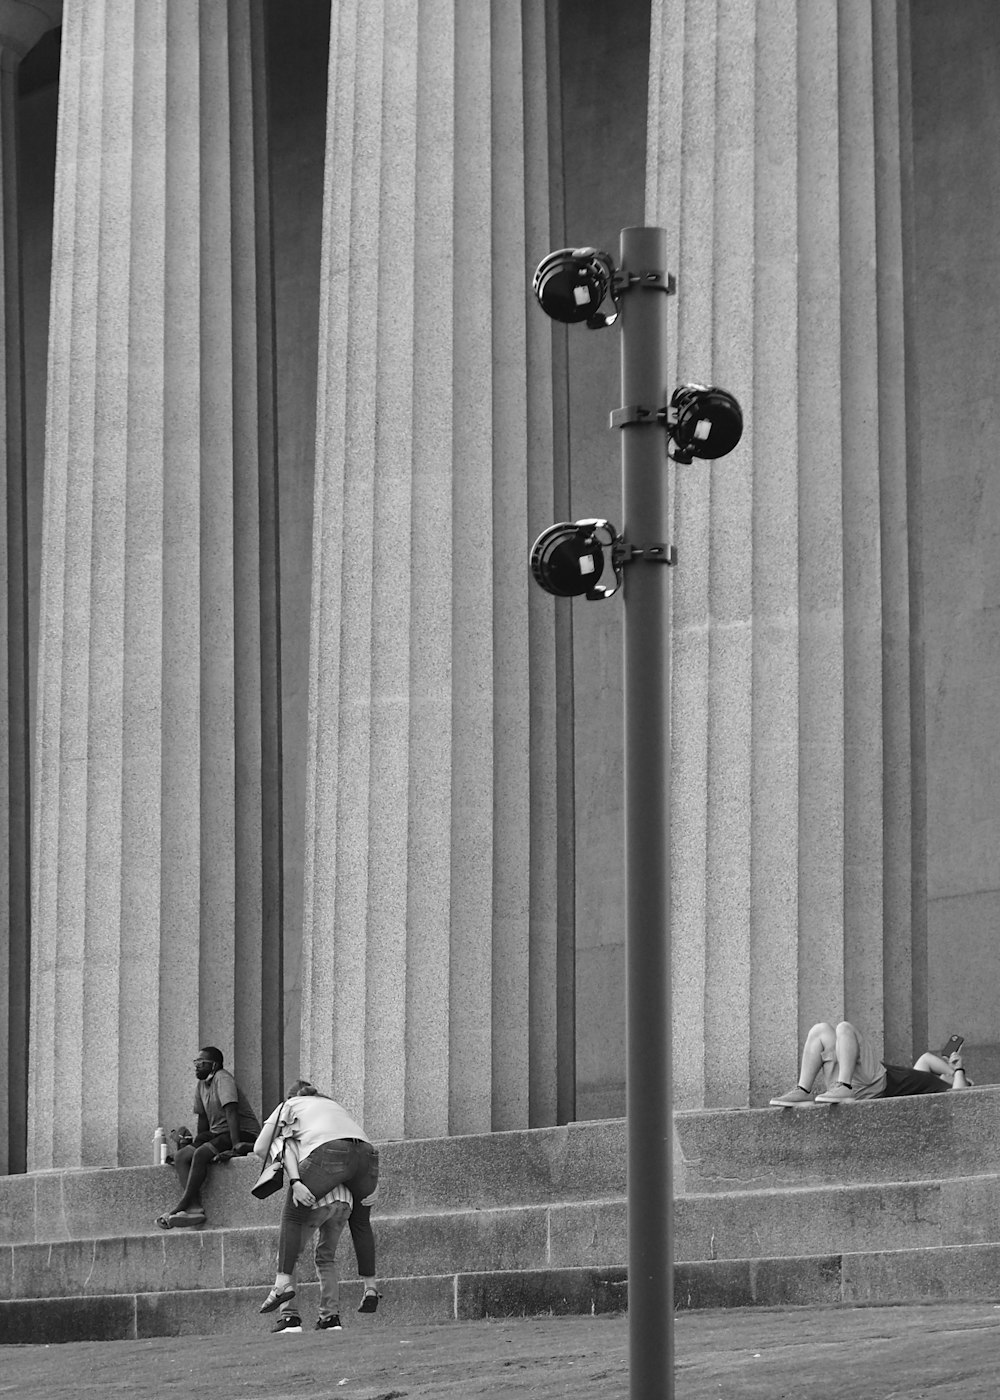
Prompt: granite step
<box><xmin>7</xmin><ymin>1170</ymin><xmax>997</xmax><ymax>1321</ymax></box>
<box><xmin>5</xmin><ymin>1237</ymin><xmax>1000</xmax><ymax>1344</ymax></box>
<box><xmin>5</xmin><ymin>1092</ymin><xmax>994</xmax><ymax>1249</ymax></box>
<box><xmin>5</xmin><ymin>1094</ymin><xmax>1000</xmax><ymax>1342</ymax></box>
<box><xmin>674</xmin><ymin>1087</ymin><xmax>1000</xmax><ymax>1192</ymax></box>
<box><xmin>0</xmin><ymin>1119</ymin><xmax>627</xmax><ymax>1245</ymax></box>
<box><xmin>5</xmin><ymin>1171</ymin><xmax>1000</xmax><ymax>1309</ymax></box>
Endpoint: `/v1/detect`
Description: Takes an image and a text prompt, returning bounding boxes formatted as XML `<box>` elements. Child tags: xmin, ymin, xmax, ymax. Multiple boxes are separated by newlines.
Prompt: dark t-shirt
<box><xmin>194</xmin><ymin>1069</ymin><xmax>260</xmax><ymax>1139</ymax></box>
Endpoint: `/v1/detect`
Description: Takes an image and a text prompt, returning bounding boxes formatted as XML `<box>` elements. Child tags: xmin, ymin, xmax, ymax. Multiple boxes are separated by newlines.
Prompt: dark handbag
<box><xmin>251</xmin><ymin>1101</ymin><xmax>289</xmax><ymax>1200</ymax></box>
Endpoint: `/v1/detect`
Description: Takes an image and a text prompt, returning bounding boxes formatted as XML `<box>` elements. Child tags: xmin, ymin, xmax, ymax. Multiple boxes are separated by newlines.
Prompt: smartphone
<box><xmin>939</xmin><ymin>1034</ymin><xmax>964</xmax><ymax>1058</ymax></box>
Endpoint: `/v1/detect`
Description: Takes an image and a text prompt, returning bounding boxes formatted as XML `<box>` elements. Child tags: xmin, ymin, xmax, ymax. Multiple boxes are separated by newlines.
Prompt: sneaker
<box><xmin>815</xmin><ymin>1082</ymin><xmax>856</xmax><ymax>1103</ymax></box>
<box><xmin>768</xmin><ymin>1086</ymin><xmax>814</xmax><ymax>1108</ymax></box>
<box><xmin>272</xmin><ymin>1314</ymin><xmax>302</xmax><ymax>1334</ymax></box>
<box><xmin>315</xmin><ymin>1314</ymin><xmax>343</xmax><ymax>1330</ymax></box>
<box><xmin>358</xmin><ymin>1289</ymin><xmax>382</xmax><ymax>1314</ymax></box>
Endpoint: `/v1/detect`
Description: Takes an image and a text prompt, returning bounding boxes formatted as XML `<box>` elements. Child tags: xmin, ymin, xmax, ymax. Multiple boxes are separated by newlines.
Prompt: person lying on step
<box><xmin>769</xmin><ymin>1021</ymin><xmax>970</xmax><ymax>1106</ymax></box>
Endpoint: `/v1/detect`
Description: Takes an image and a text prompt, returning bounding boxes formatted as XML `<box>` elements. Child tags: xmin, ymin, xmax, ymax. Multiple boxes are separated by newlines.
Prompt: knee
<box><xmin>806</xmin><ymin>1021</ymin><xmax>835</xmax><ymax>1041</ymax></box>
<box><xmin>192</xmin><ymin>1143</ymin><xmax>217</xmax><ymax>1167</ymax></box>
<box><xmin>835</xmin><ymin>1021</ymin><xmax>858</xmax><ymax>1039</ymax></box>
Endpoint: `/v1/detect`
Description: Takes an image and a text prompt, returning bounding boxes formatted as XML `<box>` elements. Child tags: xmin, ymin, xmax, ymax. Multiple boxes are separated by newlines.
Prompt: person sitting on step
<box><xmin>155</xmin><ymin>1046</ymin><xmax>261</xmax><ymax>1229</ymax></box>
<box><xmin>769</xmin><ymin>1021</ymin><xmax>971</xmax><ymax>1106</ymax></box>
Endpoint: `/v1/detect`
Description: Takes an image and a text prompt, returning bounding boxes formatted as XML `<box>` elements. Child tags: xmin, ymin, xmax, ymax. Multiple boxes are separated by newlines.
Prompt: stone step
<box><xmin>4</xmin><ymin>1238</ymin><xmax>1000</xmax><ymax>1344</ymax></box>
<box><xmin>677</xmin><ymin>1171</ymin><xmax>1000</xmax><ymax>1262</ymax></box>
<box><xmin>6</xmin><ymin>1091</ymin><xmax>995</xmax><ymax>1249</ymax></box>
<box><xmin>0</xmin><ymin>1119</ymin><xmax>627</xmax><ymax>1245</ymax></box>
<box><xmin>675</xmin><ymin>1086</ymin><xmax>1000</xmax><ymax>1192</ymax></box>
<box><xmin>6</xmin><ymin>1094</ymin><xmax>1000</xmax><ymax>1343</ymax></box>
<box><xmin>5</xmin><ymin>1170</ymin><xmax>1000</xmax><ymax>1308</ymax></box>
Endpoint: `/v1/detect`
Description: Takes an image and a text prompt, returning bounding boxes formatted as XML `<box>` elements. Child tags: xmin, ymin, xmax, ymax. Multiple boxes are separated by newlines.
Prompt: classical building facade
<box><xmin>1</xmin><ymin>0</ymin><xmax>997</xmax><ymax>1171</ymax></box>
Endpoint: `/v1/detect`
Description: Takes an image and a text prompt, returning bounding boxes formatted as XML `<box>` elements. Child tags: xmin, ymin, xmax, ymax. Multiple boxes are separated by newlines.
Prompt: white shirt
<box><xmin>254</xmin><ymin>1094</ymin><xmax>370</xmax><ymax>1161</ymax></box>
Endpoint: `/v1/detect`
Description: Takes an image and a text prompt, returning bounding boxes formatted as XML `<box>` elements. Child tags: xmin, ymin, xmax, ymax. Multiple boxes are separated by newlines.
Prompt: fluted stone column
<box><xmin>302</xmin><ymin>0</ymin><xmax>562</xmax><ymax>1141</ymax></box>
<box><xmin>28</xmin><ymin>0</ymin><xmax>281</xmax><ymax>1168</ymax></box>
<box><xmin>647</xmin><ymin>0</ymin><xmax>918</xmax><ymax>1107</ymax></box>
<box><xmin>0</xmin><ymin>0</ymin><xmax>60</xmax><ymax>1176</ymax></box>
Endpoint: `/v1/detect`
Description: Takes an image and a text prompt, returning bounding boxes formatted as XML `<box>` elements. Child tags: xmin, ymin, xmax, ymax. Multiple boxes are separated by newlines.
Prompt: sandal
<box><xmin>154</xmin><ymin>1213</ymin><xmax>174</xmax><ymax>1230</ymax></box>
<box><xmin>166</xmin><ymin>1209</ymin><xmax>206</xmax><ymax>1228</ymax></box>
<box><xmin>260</xmin><ymin>1286</ymin><xmax>296</xmax><ymax>1314</ymax></box>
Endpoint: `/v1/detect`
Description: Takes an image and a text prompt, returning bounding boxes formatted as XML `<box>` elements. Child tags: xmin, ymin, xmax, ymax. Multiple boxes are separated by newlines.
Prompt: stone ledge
<box><xmin>8</xmin><ymin>1171</ymin><xmax>1000</xmax><ymax>1305</ymax></box>
<box><xmin>675</xmin><ymin>1087</ymin><xmax>1000</xmax><ymax>1192</ymax></box>
<box><xmin>0</xmin><ymin>1202</ymin><xmax>625</xmax><ymax>1301</ymax></box>
<box><xmin>10</xmin><ymin>1092</ymin><xmax>998</xmax><ymax>1249</ymax></box>
<box><xmin>7</xmin><ymin>1242</ymin><xmax>1000</xmax><ymax>1344</ymax></box>
<box><xmin>0</xmin><ymin>1119</ymin><xmax>629</xmax><ymax>1245</ymax></box>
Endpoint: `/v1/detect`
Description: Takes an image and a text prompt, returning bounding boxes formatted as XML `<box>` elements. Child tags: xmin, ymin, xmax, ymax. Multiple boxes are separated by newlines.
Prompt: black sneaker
<box><xmin>358</xmin><ymin>1290</ymin><xmax>381</xmax><ymax>1314</ymax></box>
<box><xmin>315</xmin><ymin>1314</ymin><xmax>342</xmax><ymax>1330</ymax></box>
<box><xmin>272</xmin><ymin>1314</ymin><xmax>302</xmax><ymax>1334</ymax></box>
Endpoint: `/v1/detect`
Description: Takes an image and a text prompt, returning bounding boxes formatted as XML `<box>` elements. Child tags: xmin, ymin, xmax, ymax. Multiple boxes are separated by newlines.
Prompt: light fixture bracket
<box><xmin>612</xmin><ymin>268</ymin><xmax>677</xmax><ymax>296</ymax></box>
<box><xmin>609</xmin><ymin>403</ymin><xmax>666</xmax><ymax>429</ymax></box>
<box><xmin>613</xmin><ymin>539</ymin><xmax>677</xmax><ymax>568</ymax></box>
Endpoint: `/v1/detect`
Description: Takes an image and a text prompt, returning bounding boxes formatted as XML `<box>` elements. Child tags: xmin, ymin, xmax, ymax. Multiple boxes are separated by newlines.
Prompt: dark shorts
<box><xmin>880</xmin><ymin>1064</ymin><xmax>951</xmax><ymax>1098</ymax></box>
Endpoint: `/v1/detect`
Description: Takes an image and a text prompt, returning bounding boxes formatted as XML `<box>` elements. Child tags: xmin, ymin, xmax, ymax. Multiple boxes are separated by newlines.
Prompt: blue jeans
<box><xmin>278</xmin><ymin>1195</ymin><xmax>351</xmax><ymax>1319</ymax></box>
<box><xmin>297</xmin><ymin>1138</ymin><xmax>379</xmax><ymax>1276</ymax></box>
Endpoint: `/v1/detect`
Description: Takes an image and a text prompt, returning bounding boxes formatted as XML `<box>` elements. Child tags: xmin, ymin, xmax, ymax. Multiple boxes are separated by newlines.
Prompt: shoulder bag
<box><xmin>251</xmin><ymin>1101</ymin><xmax>291</xmax><ymax>1200</ymax></box>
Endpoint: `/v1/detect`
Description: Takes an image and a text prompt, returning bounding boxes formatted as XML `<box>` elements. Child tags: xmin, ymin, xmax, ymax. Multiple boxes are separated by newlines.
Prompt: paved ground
<box><xmin>2</xmin><ymin>1302</ymin><xmax>999</xmax><ymax>1398</ymax></box>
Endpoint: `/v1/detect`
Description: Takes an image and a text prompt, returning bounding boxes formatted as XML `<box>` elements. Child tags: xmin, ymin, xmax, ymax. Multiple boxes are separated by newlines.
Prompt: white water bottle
<box><xmin>153</xmin><ymin>1126</ymin><xmax>167</xmax><ymax>1165</ymax></box>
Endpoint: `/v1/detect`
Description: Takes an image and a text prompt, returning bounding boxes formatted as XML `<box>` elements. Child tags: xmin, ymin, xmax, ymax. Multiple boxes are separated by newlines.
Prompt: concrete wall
<box><xmin>910</xmin><ymin>0</ymin><xmax>1000</xmax><ymax>1082</ymax></box>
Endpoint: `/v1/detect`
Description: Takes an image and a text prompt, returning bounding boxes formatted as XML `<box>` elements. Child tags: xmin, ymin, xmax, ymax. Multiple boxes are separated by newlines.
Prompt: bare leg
<box><xmin>172</xmin><ymin>1142</ymin><xmax>217</xmax><ymax>1213</ymax></box>
<box><xmin>797</xmin><ymin>1022</ymin><xmax>837</xmax><ymax>1092</ymax></box>
<box><xmin>833</xmin><ymin>1021</ymin><xmax>861</xmax><ymax>1086</ymax></box>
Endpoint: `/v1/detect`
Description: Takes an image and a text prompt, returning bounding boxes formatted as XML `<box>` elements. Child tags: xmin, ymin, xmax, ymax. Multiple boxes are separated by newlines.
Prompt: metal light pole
<box><xmin>530</xmin><ymin>225</ymin><xmax>741</xmax><ymax>1399</ymax></box>
<box><xmin>617</xmin><ymin>225</ymin><xmax>674</xmax><ymax>1399</ymax></box>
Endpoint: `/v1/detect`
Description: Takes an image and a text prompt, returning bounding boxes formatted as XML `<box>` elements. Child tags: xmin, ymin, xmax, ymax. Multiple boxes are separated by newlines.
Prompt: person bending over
<box><xmin>769</xmin><ymin>1021</ymin><xmax>970</xmax><ymax>1106</ymax></box>
<box><xmin>255</xmin><ymin>1079</ymin><xmax>381</xmax><ymax>1329</ymax></box>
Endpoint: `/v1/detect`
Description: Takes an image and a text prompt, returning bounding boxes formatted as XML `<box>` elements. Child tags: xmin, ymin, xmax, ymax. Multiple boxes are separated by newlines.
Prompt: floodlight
<box><xmin>665</xmin><ymin>384</ymin><xmax>743</xmax><ymax>463</ymax></box>
<box><xmin>529</xmin><ymin>518</ymin><xmax>622</xmax><ymax>600</ymax></box>
<box><xmin>532</xmin><ymin>248</ymin><xmax>619</xmax><ymax>328</ymax></box>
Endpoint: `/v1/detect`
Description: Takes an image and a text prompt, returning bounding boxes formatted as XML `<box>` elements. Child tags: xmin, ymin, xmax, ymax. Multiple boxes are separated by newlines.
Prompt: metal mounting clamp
<box><xmin>612</xmin><ymin>268</ymin><xmax>677</xmax><ymax>295</ymax></box>
<box><xmin>610</xmin><ymin>404</ymin><xmax>663</xmax><ymax>429</ymax></box>
<box><xmin>612</xmin><ymin>540</ymin><xmax>677</xmax><ymax>567</ymax></box>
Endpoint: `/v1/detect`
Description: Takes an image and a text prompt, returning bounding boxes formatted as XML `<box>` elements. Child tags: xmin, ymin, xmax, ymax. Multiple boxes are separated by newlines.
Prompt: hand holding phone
<box><xmin>939</xmin><ymin>1034</ymin><xmax>964</xmax><ymax>1058</ymax></box>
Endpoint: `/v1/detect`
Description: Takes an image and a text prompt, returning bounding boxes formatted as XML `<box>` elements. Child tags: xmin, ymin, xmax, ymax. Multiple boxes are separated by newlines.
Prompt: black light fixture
<box><xmin>528</xmin><ymin>248</ymin><xmax>743</xmax><ymax>610</ymax></box>
<box><xmin>532</xmin><ymin>247</ymin><xmax>619</xmax><ymax>328</ymax></box>
<box><xmin>665</xmin><ymin>383</ymin><xmax>743</xmax><ymax>463</ymax></box>
<box><xmin>529</xmin><ymin>518</ymin><xmax>623</xmax><ymax>600</ymax></box>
